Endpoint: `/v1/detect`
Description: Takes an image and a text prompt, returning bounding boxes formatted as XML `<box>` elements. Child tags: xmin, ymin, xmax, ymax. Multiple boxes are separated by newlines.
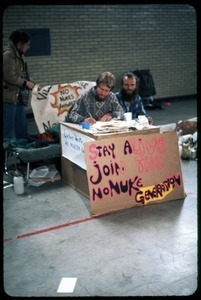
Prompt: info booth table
<box><xmin>60</xmin><ymin>122</ymin><xmax>185</xmax><ymax>216</ymax></box>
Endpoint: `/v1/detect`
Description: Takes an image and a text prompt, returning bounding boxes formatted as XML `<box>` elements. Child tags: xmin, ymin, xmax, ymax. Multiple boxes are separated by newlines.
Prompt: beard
<box><xmin>121</xmin><ymin>88</ymin><xmax>137</xmax><ymax>102</ymax></box>
<box><xmin>96</xmin><ymin>94</ymin><xmax>105</xmax><ymax>101</ymax></box>
<box><xmin>94</xmin><ymin>86</ymin><xmax>106</xmax><ymax>101</ymax></box>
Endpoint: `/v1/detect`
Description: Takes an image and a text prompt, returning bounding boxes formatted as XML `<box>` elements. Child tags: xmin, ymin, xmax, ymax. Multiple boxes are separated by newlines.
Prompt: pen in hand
<box><xmin>85</xmin><ymin>112</ymin><xmax>96</xmax><ymax>124</ymax></box>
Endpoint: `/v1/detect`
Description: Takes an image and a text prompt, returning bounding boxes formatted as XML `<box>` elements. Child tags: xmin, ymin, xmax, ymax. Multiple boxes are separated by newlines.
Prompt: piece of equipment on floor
<box><xmin>3</xmin><ymin>136</ymin><xmax>61</xmax><ymax>183</ymax></box>
<box><xmin>133</xmin><ymin>69</ymin><xmax>162</xmax><ymax>109</ymax></box>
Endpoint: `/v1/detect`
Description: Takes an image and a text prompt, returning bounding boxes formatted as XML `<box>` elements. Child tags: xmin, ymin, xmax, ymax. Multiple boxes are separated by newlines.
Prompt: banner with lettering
<box><xmin>84</xmin><ymin>131</ymin><xmax>185</xmax><ymax>216</ymax></box>
<box><xmin>31</xmin><ymin>81</ymin><xmax>95</xmax><ymax>133</ymax></box>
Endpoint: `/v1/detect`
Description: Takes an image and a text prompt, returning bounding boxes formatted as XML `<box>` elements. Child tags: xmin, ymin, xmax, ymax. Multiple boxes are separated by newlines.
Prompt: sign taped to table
<box><xmin>84</xmin><ymin>130</ymin><xmax>185</xmax><ymax>216</ymax></box>
<box><xmin>60</xmin><ymin>123</ymin><xmax>95</xmax><ymax>170</ymax></box>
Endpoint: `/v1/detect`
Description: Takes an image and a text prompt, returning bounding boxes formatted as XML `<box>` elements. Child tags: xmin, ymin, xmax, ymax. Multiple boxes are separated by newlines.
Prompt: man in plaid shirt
<box><xmin>116</xmin><ymin>72</ymin><xmax>154</xmax><ymax>125</ymax></box>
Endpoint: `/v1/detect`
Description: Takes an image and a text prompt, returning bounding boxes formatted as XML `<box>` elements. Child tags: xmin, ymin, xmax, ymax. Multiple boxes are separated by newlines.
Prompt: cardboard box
<box><xmin>60</xmin><ymin>122</ymin><xmax>185</xmax><ymax>216</ymax></box>
<box><xmin>84</xmin><ymin>130</ymin><xmax>185</xmax><ymax>216</ymax></box>
<box><xmin>61</xmin><ymin>157</ymin><xmax>89</xmax><ymax>197</ymax></box>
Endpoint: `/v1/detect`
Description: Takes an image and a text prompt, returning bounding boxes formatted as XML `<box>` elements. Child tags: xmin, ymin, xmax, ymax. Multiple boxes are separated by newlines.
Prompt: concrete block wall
<box><xmin>3</xmin><ymin>4</ymin><xmax>197</xmax><ymax>99</ymax></box>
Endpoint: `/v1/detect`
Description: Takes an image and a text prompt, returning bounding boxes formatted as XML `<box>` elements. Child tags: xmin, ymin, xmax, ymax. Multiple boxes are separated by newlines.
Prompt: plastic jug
<box><xmin>13</xmin><ymin>173</ymin><xmax>24</xmax><ymax>195</ymax></box>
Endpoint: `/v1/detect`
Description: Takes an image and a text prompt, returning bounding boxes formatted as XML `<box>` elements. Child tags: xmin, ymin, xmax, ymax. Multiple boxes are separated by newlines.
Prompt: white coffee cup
<box><xmin>124</xmin><ymin>112</ymin><xmax>132</xmax><ymax>121</ymax></box>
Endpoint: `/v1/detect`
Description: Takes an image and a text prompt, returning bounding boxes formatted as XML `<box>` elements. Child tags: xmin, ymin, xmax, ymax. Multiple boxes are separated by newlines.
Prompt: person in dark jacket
<box><xmin>3</xmin><ymin>29</ymin><xmax>40</xmax><ymax>141</ymax></box>
<box><xmin>116</xmin><ymin>72</ymin><xmax>154</xmax><ymax>124</ymax></box>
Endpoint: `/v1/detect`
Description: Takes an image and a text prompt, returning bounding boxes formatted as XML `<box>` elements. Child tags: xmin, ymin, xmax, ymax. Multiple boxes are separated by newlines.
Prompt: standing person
<box><xmin>66</xmin><ymin>71</ymin><xmax>125</xmax><ymax>124</ymax></box>
<box><xmin>3</xmin><ymin>29</ymin><xmax>40</xmax><ymax>141</ymax></box>
<box><xmin>116</xmin><ymin>72</ymin><xmax>154</xmax><ymax>124</ymax></box>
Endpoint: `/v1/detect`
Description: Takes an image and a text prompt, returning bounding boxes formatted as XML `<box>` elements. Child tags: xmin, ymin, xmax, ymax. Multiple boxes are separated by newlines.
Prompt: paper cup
<box><xmin>124</xmin><ymin>112</ymin><xmax>132</xmax><ymax>121</ymax></box>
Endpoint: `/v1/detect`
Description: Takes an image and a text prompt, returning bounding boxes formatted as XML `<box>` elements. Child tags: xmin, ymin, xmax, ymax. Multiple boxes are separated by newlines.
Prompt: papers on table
<box><xmin>89</xmin><ymin>118</ymin><xmax>152</xmax><ymax>134</ymax></box>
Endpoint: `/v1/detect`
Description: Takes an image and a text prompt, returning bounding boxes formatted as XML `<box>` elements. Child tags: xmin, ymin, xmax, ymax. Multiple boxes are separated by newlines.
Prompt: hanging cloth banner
<box><xmin>31</xmin><ymin>81</ymin><xmax>95</xmax><ymax>133</ymax></box>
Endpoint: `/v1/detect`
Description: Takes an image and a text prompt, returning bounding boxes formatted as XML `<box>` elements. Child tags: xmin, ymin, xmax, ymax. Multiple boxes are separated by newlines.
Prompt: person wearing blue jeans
<box><xmin>3</xmin><ymin>29</ymin><xmax>41</xmax><ymax>141</ymax></box>
<box><xmin>3</xmin><ymin>102</ymin><xmax>28</xmax><ymax>140</ymax></box>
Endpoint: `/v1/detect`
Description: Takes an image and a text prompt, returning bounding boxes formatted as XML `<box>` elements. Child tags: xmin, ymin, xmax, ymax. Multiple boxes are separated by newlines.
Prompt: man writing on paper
<box><xmin>66</xmin><ymin>71</ymin><xmax>124</xmax><ymax>124</ymax></box>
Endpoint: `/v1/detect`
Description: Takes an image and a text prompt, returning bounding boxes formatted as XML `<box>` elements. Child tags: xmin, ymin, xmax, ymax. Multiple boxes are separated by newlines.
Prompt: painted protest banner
<box><xmin>60</xmin><ymin>124</ymin><xmax>94</xmax><ymax>170</ymax></box>
<box><xmin>31</xmin><ymin>81</ymin><xmax>95</xmax><ymax>133</ymax></box>
<box><xmin>84</xmin><ymin>131</ymin><xmax>185</xmax><ymax>216</ymax></box>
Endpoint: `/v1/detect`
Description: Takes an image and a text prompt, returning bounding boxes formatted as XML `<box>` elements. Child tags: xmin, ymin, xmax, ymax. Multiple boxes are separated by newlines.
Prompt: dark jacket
<box><xmin>115</xmin><ymin>91</ymin><xmax>148</xmax><ymax>119</ymax></box>
<box><xmin>3</xmin><ymin>42</ymin><xmax>34</xmax><ymax>104</ymax></box>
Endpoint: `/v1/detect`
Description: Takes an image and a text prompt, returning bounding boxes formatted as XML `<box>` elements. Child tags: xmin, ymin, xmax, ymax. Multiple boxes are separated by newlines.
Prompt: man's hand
<box><xmin>84</xmin><ymin>117</ymin><xmax>96</xmax><ymax>124</ymax></box>
<box><xmin>26</xmin><ymin>81</ymin><xmax>35</xmax><ymax>90</ymax></box>
<box><xmin>100</xmin><ymin>113</ymin><xmax>112</xmax><ymax>122</ymax></box>
<box><xmin>148</xmin><ymin>116</ymin><xmax>154</xmax><ymax>125</ymax></box>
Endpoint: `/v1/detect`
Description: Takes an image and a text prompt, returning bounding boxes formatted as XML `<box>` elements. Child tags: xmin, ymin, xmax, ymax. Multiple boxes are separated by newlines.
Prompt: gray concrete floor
<box><xmin>3</xmin><ymin>98</ymin><xmax>198</xmax><ymax>297</ymax></box>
